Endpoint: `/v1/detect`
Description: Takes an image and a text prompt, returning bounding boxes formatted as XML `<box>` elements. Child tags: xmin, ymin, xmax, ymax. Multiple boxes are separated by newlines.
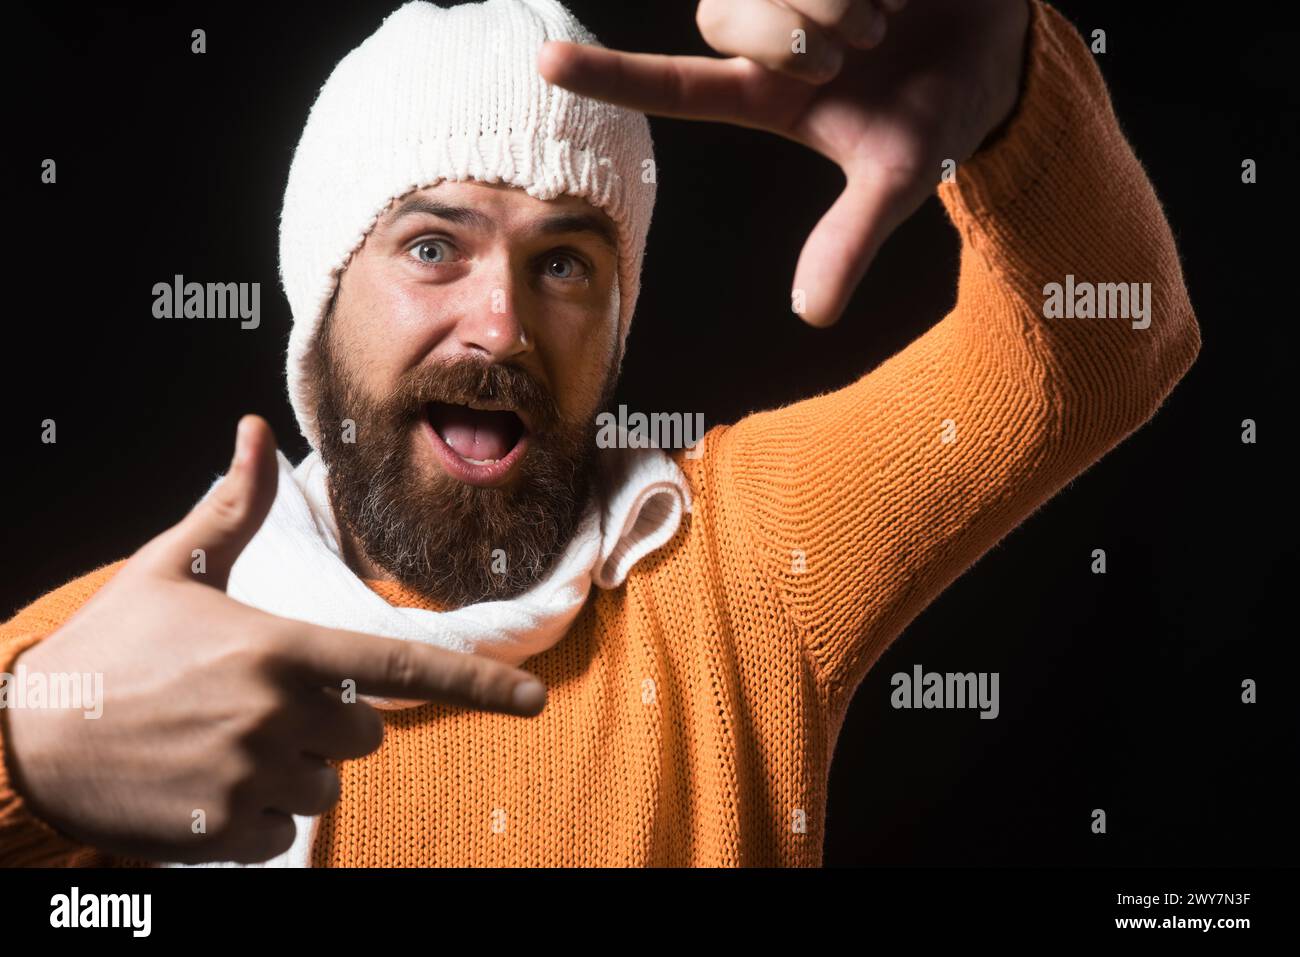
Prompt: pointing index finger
<box><xmin>281</xmin><ymin>624</ymin><xmax>548</xmax><ymax>717</ymax></box>
<box><xmin>538</xmin><ymin>40</ymin><xmax>770</xmax><ymax>128</ymax></box>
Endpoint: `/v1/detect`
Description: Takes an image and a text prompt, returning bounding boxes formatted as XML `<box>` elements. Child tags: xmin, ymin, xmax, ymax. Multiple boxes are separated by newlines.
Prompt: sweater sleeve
<box><xmin>704</xmin><ymin>0</ymin><xmax>1201</xmax><ymax>721</ymax></box>
<box><xmin>0</xmin><ymin>560</ymin><xmax>135</xmax><ymax>866</ymax></box>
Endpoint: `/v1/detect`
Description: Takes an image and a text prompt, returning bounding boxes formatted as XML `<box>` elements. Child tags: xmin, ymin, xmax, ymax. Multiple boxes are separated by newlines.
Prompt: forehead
<box><xmin>377</xmin><ymin>179</ymin><xmax>616</xmax><ymax>236</ymax></box>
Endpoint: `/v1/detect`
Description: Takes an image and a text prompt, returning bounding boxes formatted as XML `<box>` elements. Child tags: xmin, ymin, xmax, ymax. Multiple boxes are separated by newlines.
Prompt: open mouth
<box><xmin>424</xmin><ymin>401</ymin><xmax>530</xmax><ymax>486</ymax></box>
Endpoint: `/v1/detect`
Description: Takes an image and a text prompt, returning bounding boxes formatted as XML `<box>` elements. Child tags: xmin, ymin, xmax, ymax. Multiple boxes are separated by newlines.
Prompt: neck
<box><xmin>337</xmin><ymin>519</ymin><xmax>397</xmax><ymax>585</ymax></box>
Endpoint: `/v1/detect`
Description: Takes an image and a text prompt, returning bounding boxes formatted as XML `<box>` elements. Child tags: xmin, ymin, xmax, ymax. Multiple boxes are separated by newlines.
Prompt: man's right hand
<box><xmin>3</xmin><ymin>415</ymin><xmax>547</xmax><ymax>865</ymax></box>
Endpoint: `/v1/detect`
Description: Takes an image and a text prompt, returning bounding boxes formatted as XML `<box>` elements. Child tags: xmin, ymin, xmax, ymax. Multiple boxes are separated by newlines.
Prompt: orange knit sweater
<box><xmin>0</xmin><ymin>1</ymin><xmax>1201</xmax><ymax>867</ymax></box>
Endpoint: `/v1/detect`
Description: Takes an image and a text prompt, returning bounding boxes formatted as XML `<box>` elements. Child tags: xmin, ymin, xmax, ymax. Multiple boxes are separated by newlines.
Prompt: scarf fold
<box><xmin>168</xmin><ymin>433</ymin><xmax>692</xmax><ymax>867</ymax></box>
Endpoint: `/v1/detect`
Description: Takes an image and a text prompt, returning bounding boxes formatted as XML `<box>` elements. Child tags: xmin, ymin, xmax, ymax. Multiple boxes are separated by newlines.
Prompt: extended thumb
<box><xmin>151</xmin><ymin>414</ymin><xmax>280</xmax><ymax>589</ymax></box>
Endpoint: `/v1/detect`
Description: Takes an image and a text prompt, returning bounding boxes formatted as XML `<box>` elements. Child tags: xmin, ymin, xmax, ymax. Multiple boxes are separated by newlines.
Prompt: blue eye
<box><xmin>410</xmin><ymin>239</ymin><xmax>457</xmax><ymax>265</ymax></box>
<box><xmin>408</xmin><ymin>240</ymin><xmax>589</xmax><ymax>280</ymax></box>
<box><xmin>545</xmin><ymin>253</ymin><xmax>588</xmax><ymax>280</ymax></box>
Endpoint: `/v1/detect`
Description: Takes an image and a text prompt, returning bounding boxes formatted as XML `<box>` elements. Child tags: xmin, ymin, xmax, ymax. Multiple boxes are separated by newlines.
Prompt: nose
<box><xmin>451</xmin><ymin>255</ymin><xmax>534</xmax><ymax>365</ymax></box>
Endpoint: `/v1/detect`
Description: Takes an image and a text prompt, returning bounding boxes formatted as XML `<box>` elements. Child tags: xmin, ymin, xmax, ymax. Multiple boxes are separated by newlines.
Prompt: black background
<box><xmin>7</xmin><ymin>0</ymin><xmax>1297</xmax><ymax>866</ymax></box>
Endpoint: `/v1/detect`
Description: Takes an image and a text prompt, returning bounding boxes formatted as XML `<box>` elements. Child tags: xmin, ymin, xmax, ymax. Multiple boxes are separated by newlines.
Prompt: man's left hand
<box><xmin>540</xmin><ymin>0</ymin><xmax>1031</xmax><ymax>327</ymax></box>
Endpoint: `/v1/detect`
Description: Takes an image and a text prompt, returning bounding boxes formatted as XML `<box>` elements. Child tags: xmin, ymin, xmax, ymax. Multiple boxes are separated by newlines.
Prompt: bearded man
<box><xmin>0</xmin><ymin>0</ymin><xmax>1199</xmax><ymax>866</ymax></box>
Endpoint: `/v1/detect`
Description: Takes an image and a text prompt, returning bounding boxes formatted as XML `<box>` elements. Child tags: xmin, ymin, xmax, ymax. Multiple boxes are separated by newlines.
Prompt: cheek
<box><xmin>339</xmin><ymin>271</ymin><xmax>451</xmax><ymax>385</ymax></box>
<box><xmin>543</xmin><ymin>305</ymin><xmax>618</xmax><ymax>421</ymax></box>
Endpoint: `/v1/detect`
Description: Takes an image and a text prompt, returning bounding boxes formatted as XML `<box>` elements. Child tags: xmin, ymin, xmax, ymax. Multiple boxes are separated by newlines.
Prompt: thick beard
<box><xmin>307</xmin><ymin>318</ymin><xmax>616</xmax><ymax>609</ymax></box>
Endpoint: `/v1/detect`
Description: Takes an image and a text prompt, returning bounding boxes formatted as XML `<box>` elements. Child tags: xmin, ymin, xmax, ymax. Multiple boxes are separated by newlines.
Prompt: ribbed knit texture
<box><xmin>0</xmin><ymin>1</ymin><xmax>1200</xmax><ymax>866</ymax></box>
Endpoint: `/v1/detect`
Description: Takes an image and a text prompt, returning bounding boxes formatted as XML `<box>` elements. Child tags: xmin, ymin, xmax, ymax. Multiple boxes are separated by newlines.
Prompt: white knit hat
<box><xmin>279</xmin><ymin>0</ymin><xmax>656</xmax><ymax>449</ymax></box>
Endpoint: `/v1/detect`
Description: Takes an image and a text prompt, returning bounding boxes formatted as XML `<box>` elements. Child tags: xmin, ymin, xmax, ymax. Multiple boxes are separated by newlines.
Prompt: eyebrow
<box><xmin>382</xmin><ymin>197</ymin><xmax>618</xmax><ymax>254</ymax></box>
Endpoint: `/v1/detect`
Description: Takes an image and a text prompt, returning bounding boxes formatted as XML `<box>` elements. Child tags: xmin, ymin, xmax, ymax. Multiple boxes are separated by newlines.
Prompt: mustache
<box><xmin>383</xmin><ymin>356</ymin><xmax>559</xmax><ymax>433</ymax></box>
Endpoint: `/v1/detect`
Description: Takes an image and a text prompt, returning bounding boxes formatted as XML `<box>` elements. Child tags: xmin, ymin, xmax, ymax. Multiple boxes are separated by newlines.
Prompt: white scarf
<box><xmin>168</xmin><ymin>435</ymin><xmax>692</xmax><ymax>867</ymax></box>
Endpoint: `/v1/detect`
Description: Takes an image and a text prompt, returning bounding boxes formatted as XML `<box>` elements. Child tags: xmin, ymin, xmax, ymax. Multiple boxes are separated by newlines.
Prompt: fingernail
<box><xmin>813</xmin><ymin>44</ymin><xmax>843</xmax><ymax>80</ymax></box>
<box><xmin>232</xmin><ymin>417</ymin><xmax>251</xmax><ymax>468</ymax></box>
<box><xmin>512</xmin><ymin>680</ymin><xmax>546</xmax><ymax>713</ymax></box>
<box><xmin>845</xmin><ymin>6</ymin><xmax>884</xmax><ymax>47</ymax></box>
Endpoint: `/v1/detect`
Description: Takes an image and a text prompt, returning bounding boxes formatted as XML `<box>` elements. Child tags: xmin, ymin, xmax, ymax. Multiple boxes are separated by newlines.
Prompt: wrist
<box><xmin>973</xmin><ymin>0</ymin><xmax>1033</xmax><ymax>156</ymax></box>
<box><xmin>3</xmin><ymin>656</ymin><xmax>50</xmax><ymax>804</ymax></box>
<box><xmin>1</xmin><ymin>645</ymin><xmax>80</xmax><ymax>842</ymax></box>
